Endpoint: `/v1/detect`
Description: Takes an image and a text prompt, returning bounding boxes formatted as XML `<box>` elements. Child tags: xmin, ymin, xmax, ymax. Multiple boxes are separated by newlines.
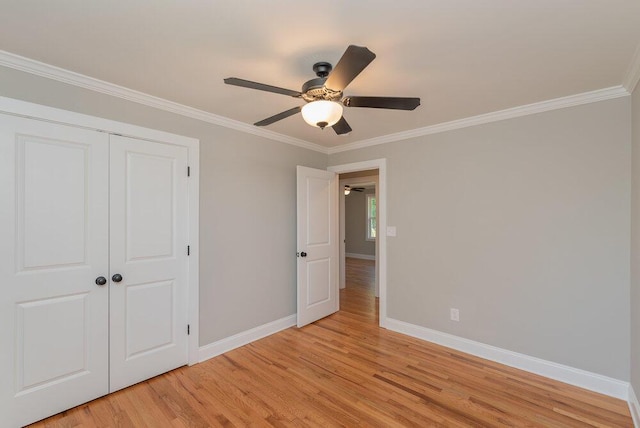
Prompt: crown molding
<box><xmin>623</xmin><ymin>41</ymin><xmax>640</xmax><ymax>94</ymax></box>
<box><xmin>0</xmin><ymin>50</ymin><xmax>328</xmax><ymax>154</ymax></box>
<box><xmin>328</xmin><ymin>86</ymin><xmax>630</xmax><ymax>154</ymax></box>
<box><xmin>0</xmin><ymin>50</ymin><xmax>632</xmax><ymax>157</ymax></box>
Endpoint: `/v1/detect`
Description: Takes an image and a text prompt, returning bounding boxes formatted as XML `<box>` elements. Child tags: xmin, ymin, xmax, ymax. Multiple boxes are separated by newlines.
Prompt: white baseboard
<box><xmin>630</xmin><ymin>384</ymin><xmax>640</xmax><ymax>427</ymax></box>
<box><xmin>199</xmin><ymin>314</ymin><xmax>296</xmax><ymax>363</ymax></box>
<box><xmin>197</xmin><ymin>314</ymin><xmax>634</xmax><ymax>410</ymax></box>
<box><xmin>385</xmin><ymin>318</ymin><xmax>629</xmax><ymax>400</ymax></box>
<box><xmin>345</xmin><ymin>253</ymin><xmax>375</xmax><ymax>261</ymax></box>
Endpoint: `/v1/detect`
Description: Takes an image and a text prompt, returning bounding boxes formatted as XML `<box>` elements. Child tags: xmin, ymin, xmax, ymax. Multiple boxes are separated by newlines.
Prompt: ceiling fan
<box><xmin>224</xmin><ymin>45</ymin><xmax>421</xmax><ymax>135</ymax></box>
<box><xmin>344</xmin><ymin>185</ymin><xmax>365</xmax><ymax>195</ymax></box>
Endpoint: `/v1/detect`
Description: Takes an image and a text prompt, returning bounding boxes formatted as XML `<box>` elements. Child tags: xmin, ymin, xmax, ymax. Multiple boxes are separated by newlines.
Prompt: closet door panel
<box><xmin>0</xmin><ymin>115</ymin><xmax>109</xmax><ymax>427</ymax></box>
<box><xmin>109</xmin><ymin>135</ymin><xmax>189</xmax><ymax>392</ymax></box>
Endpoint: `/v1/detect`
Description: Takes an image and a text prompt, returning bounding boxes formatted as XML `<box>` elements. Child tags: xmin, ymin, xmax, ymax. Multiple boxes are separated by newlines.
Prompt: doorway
<box><xmin>339</xmin><ymin>171</ymin><xmax>378</xmax><ymax>295</ymax></box>
<box><xmin>328</xmin><ymin>159</ymin><xmax>387</xmax><ymax>328</ymax></box>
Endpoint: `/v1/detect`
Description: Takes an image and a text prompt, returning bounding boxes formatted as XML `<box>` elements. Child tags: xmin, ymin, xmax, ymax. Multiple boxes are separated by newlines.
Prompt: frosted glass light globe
<box><xmin>301</xmin><ymin>101</ymin><xmax>343</xmax><ymax>129</ymax></box>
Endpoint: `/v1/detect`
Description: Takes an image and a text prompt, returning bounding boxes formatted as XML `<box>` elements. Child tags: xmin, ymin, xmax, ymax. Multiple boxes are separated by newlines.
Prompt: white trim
<box><xmin>187</xmin><ymin>146</ymin><xmax>200</xmax><ymax>365</ymax></box>
<box><xmin>0</xmin><ymin>96</ymin><xmax>197</xmax><ymax>146</ymax></box>
<box><xmin>345</xmin><ymin>253</ymin><xmax>376</xmax><ymax>261</ymax></box>
<box><xmin>385</xmin><ymin>317</ymin><xmax>630</xmax><ymax>400</ymax></box>
<box><xmin>0</xmin><ymin>95</ymin><xmax>201</xmax><ymax>366</ymax></box>
<box><xmin>0</xmin><ymin>50</ymin><xmax>327</xmax><ymax>154</ymax></box>
<box><xmin>328</xmin><ymin>159</ymin><xmax>388</xmax><ymax>327</ymax></box>
<box><xmin>630</xmin><ymin>385</ymin><xmax>640</xmax><ymax>428</ymax></box>
<box><xmin>624</xmin><ymin>41</ymin><xmax>640</xmax><ymax>93</ymax></box>
<box><xmin>198</xmin><ymin>315</ymin><xmax>296</xmax><ymax>363</ymax></box>
<box><xmin>327</xmin><ymin>86</ymin><xmax>630</xmax><ymax>154</ymax></box>
<box><xmin>1</xmin><ymin>50</ymin><xmax>634</xmax><ymax>157</ymax></box>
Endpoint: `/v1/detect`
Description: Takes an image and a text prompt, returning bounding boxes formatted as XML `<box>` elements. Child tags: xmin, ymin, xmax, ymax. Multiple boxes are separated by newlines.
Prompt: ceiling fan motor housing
<box><xmin>301</xmin><ymin>79</ymin><xmax>342</xmax><ymax>102</ymax></box>
<box><xmin>301</xmin><ymin>62</ymin><xmax>343</xmax><ymax>103</ymax></box>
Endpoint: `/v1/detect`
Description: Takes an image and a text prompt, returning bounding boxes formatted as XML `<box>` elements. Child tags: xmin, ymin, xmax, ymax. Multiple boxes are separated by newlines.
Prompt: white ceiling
<box><xmin>1</xmin><ymin>1</ymin><xmax>639</xmax><ymax>149</ymax></box>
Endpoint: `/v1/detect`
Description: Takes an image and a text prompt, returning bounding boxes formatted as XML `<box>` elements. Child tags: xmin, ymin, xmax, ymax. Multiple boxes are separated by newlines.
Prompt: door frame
<box><xmin>328</xmin><ymin>159</ymin><xmax>387</xmax><ymax>328</ymax></box>
<box><xmin>0</xmin><ymin>96</ymin><xmax>201</xmax><ymax>365</ymax></box>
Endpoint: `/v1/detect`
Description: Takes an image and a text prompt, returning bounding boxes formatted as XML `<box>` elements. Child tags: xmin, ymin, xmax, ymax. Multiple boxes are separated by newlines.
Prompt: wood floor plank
<box><xmin>30</xmin><ymin>257</ymin><xmax>632</xmax><ymax>427</ymax></box>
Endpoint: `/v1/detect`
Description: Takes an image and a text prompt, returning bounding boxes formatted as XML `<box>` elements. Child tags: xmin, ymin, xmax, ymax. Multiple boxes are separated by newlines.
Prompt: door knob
<box><xmin>95</xmin><ymin>276</ymin><xmax>107</xmax><ymax>286</ymax></box>
<box><xmin>112</xmin><ymin>273</ymin><xmax>123</xmax><ymax>283</ymax></box>
<box><xmin>300</xmin><ymin>252</ymin><xmax>307</xmax><ymax>257</ymax></box>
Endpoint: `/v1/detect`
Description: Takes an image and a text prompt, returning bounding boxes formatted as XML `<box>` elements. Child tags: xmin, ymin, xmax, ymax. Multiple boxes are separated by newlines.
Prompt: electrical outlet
<box><xmin>450</xmin><ymin>308</ymin><xmax>460</xmax><ymax>322</ymax></box>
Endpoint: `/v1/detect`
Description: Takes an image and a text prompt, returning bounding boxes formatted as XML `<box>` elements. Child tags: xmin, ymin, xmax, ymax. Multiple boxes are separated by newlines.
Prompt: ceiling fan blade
<box><xmin>254</xmin><ymin>106</ymin><xmax>302</xmax><ymax>126</ymax></box>
<box><xmin>343</xmin><ymin>96</ymin><xmax>420</xmax><ymax>110</ymax></box>
<box><xmin>332</xmin><ymin>116</ymin><xmax>352</xmax><ymax>135</ymax></box>
<box><xmin>324</xmin><ymin>45</ymin><xmax>376</xmax><ymax>92</ymax></box>
<box><xmin>224</xmin><ymin>78</ymin><xmax>302</xmax><ymax>97</ymax></box>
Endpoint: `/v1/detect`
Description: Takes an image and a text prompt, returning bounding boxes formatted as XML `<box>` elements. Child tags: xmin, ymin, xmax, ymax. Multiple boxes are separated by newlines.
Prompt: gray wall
<box><xmin>0</xmin><ymin>66</ymin><xmax>327</xmax><ymax>346</ymax></box>
<box><xmin>1</xmin><ymin>63</ymin><xmax>634</xmax><ymax>382</ymax></box>
<box><xmin>345</xmin><ymin>189</ymin><xmax>376</xmax><ymax>256</ymax></box>
<box><xmin>632</xmin><ymin>82</ymin><xmax>640</xmax><ymax>393</ymax></box>
<box><xmin>330</xmin><ymin>98</ymin><xmax>631</xmax><ymax>380</ymax></box>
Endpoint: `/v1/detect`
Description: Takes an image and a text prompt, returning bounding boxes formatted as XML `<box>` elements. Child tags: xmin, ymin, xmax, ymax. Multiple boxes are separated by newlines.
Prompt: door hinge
<box><xmin>187</xmin><ymin>166</ymin><xmax>191</xmax><ymax>177</ymax></box>
<box><xmin>187</xmin><ymin>245</ymin><xmax>190</xmax><ymax>256</ymax></box>
<box><xmin>187</xmin><ymin>324</ymin><xmax>190</xmax><ymax>335</ymax></box>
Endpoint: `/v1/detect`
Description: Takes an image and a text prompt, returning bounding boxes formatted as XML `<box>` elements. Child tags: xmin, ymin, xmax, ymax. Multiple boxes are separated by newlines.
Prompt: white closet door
<box><xmin>0</xmin><ymin>114</ymin><xmax>109</xmax><ymax>427</ymax></box>
<box><xmin>109</xmin><ymin>135</ymin><xmax>189</xmax><ymax>392</ymax></box>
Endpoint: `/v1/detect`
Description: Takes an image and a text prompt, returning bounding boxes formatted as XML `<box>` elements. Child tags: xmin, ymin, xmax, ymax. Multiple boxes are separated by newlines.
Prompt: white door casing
<box><xmin>296</xmin><ymin>166</ymin><xmax>339</xmax><ymax>327</ymax></box>
<box><xmin>328</xmin><ymin>159</ymin><xmax>387</xmax><ymax>327</ymax></box>
<box><xmin>0</xmin><ymin>115</ymin><xmax>110</xmax><ymax>427</ymax></box>
<box><xmin>109</xmin><ymin>135</ymin><xmax>189</xmax><ymax>392</ymax></box>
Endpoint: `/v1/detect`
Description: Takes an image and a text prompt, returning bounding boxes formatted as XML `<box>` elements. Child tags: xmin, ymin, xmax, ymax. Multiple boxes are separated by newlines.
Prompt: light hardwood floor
<box><xmin>32</xmin><ymin>258</ymin><xmax>632</xmax><ymax>427</ymax></box>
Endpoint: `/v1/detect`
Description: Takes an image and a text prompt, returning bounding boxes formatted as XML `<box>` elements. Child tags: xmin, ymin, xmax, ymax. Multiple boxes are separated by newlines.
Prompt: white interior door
<box><xmin>0</xmin><ymin>114</ymin><xmax>109</xmax><ymax>427</ymax></box>
<box><xmin>109</xmin><ymin>135</ymin><xmax>189</xmax><ymax>392</ymax></box>
<box><xmin>296</xmin><ymin>166</ymin><xmax>339</xmax><ymax>327</ymax></box>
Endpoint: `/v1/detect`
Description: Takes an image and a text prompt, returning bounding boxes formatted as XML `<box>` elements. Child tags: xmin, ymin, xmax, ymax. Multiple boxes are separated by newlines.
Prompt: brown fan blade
<box><xmin>343</xmin><ymin>96</ymin><xmax>420</xmax><ymax>110</ymax></box>
<box><xmin>254</xmin><ymin>106</ymin><xmax>302</xmax><ymax>126</ymax></box>
<box><xmin>224</xmin><ymin>78</ymin><xmax>302</xmax><ymax>97</ymax></box>
<box><xmin>324</xmin><ymin>46</ymin><xmax>376</xmax><ymax>92</ymax></box>
<box><xmin>332</xmin><ymin>116</ymin><xmax>352</xmax><ymax>135</ymax></box>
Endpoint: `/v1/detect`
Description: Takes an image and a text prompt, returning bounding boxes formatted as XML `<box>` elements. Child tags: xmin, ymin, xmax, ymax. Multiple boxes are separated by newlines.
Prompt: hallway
<box><xmin>341</xmin><ymin>257</ymin><xmax>377</xmax><ymax>321</ymax></box>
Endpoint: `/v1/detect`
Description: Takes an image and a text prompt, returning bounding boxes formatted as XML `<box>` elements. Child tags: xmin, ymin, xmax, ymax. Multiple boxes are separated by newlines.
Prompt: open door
<box><xmin>296</xmin><ymin>166</ymin><xmax>339</xmax><ymax>327</ymax></box>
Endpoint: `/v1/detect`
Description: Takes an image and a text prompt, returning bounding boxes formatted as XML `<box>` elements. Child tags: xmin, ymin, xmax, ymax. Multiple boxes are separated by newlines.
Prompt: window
<box><xmin>367</xmin><ymin>193</ymin><xmax>377</xmax><ymax>240</ymax></box>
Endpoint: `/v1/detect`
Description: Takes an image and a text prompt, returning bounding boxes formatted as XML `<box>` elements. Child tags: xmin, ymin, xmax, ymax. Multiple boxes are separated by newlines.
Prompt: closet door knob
<box><xmin>112</xmin><ymin>273</ymin><xmax>123</xmax><ymax>283</ymax></box>
<box><xmin>95</xmin><ymin>276</ymin><xmax>107</xmax><ymax>286</ymax></box>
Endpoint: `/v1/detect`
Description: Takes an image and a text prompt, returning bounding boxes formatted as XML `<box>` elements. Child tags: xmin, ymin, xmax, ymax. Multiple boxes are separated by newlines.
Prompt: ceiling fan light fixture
<box><xmin>225</xmin><ymin>45</ymin><xmax>420</xmax><ymax>135</ymax></box>
<box><xmin>301</xmin><ymin>100</ymin><xmax>343</xmax><ymax>129</ymax></box>
<box><xmin>344</xmin><ymin>185</ymin><xmax>351</xmax><ymax>195</ymax></box>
